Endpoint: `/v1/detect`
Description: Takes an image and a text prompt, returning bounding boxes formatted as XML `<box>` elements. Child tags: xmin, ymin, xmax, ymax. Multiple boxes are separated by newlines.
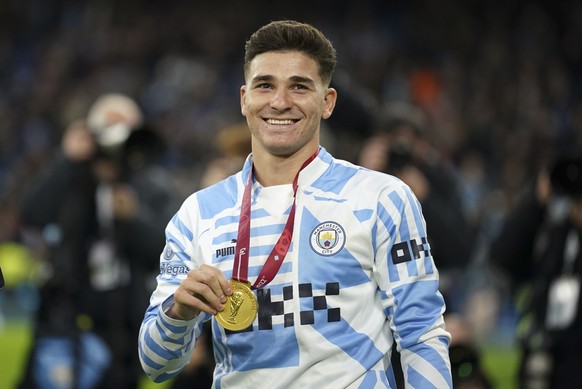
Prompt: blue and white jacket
<box><xmin>139</xmin><ymin>147</ymin><xmax>452</xmax><ymax>388</ymax></box>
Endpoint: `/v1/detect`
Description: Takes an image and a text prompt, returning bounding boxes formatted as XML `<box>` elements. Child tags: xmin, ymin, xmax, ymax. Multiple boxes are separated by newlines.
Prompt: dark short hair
<box><xmin>244</xmin><ymin>20</ymin><xmax>337</xmax><ymax>86</ymax></box>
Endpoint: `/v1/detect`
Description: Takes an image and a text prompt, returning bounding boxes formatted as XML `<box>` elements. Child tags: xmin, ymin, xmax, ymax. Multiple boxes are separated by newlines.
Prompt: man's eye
<box><xmin>292</xmin><ymin>84</ymin><xmax>307</xmax><ymax>90</ymax></box>
<box><xmin>258</xmin><ymin>83</ymin><xmax>271</xmax><ymax>89</ymax></box>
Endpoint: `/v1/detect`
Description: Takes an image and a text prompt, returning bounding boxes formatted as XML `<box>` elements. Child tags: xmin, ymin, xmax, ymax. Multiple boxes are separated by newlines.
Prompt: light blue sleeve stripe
<box><xmin>159</xmin><ymin>315</ymin><xmax>191</xmax><ymax>334</ymax></box>
<box><xmin>371</xmin><ymin>220</ymin><xmax>378</xmax><ymax>256</ymax></box>
<box><xmin>171</xmin><ymin>214</ymin><xmax>193</xmax><ymax>241</ymax></box>
<box><xmin>166</xmin><ymin>231</ymin><xmax>187</xmax><ymax>253</ymax></box>
<box><xmin>403</xmin><ymin>185</ymin><xmax>427</xmax><ymax>237</ymax></box>
<box><xmin>377</xmin><ymin>202</ymin><xmax>400</xmax><ymax>282</ymax></box>
<box><xmin>407</xmin><ymin>366</ymin><xmax>438</xmax><ymax>389</ymax></box>
<box><xmin>424</xmin><ymin>254</ymin><xmax>434</xmax><ymax>275</ymax></box>
<box><xmin>408</xmin><ymin>341</ymin><xmax>452</xmax><ymax>387</ymax></box>
<box><xmin>377</xmin><ymin>196</ymin><xmax>396</xmax><ymax>238</ymax></box>
<box><xmin>406</xmin><ymin>259</ymin><xmax>419</xmax><ymax>277</ymax></box>
<box><xmin>153</xmin><ymin>372</ymin><xmax>181</xmax><ymax>383</ymax></box>
<box><xmin>392</xmin><ymin>280</ymin><xmax>444</xmax><ymax>345</ymax></box>
<box><xmin>402</xmin><ymin>186</ymin><xmax>435</xmax><ymax>278</ymax></box>
<box><xmin>155</xmin><ymin>321</ymin><xmax>186</xmax><ymax>345</ymax></box>
<box><xmin>174</xmin><ymin>251</ymin><xmax>191</xmax><ymax>262</ymax></box>
<box><xmin>146</xmin><ymin>326</ymin><xmax>184</xmax><ymax>360</ymax></box>
<box><xmin>139</xmin><ymin>343</ymin><xmax>164</xmax><ymax>371</ymax></box>
<box><xmin>388</xmin><ymin>190</ymin><xmax>411</xmax><ymax>242</ymax></box>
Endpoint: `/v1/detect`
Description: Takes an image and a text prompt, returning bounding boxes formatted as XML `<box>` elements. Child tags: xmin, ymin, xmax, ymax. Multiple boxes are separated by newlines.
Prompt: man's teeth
<box><xmin>267</xmin><ymin>119</ymin><xmax>295</xmax><ymax>125</ymax></box>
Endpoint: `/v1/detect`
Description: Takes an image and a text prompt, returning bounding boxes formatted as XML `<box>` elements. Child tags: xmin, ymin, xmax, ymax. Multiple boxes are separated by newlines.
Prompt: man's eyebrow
<box><xmin>289</xmin><ymin>75</ymin><xmax>315</xmax><ymax>85</ymax></box>
<box><xmin>250</xmin><ymin>75</ymin><xmax>315</xmax><ymax>85</ymax></box>
<box><xmin>251</xmin><ymin>75</ymin><xmax>274</xmax><ymax>83</ymax></box>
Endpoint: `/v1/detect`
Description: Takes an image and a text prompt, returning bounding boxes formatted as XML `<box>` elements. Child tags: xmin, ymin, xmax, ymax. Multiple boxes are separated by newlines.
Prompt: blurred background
<box><xmin>1</xmin><ymin>0</ymin><xmax>582</xmax><ymax>388</ymax></box>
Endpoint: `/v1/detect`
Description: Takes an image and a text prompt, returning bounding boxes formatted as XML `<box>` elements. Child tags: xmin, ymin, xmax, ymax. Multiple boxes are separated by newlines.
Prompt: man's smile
<box><xmin>265</xmin><ymin>118</ymin><xmax>299</xmax><ymax>125</ymax></box>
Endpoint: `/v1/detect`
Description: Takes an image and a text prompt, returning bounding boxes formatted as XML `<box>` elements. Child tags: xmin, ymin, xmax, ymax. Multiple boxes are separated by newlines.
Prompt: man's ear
<box><xmin>322</xmin><ymin>87</ymin><xmax>337</xmax><ymax>120</ymax></box>
<box><xmin>240</xmin><ymin>85</ymin><xmax>247</xmax><ymax>117</ymax></box>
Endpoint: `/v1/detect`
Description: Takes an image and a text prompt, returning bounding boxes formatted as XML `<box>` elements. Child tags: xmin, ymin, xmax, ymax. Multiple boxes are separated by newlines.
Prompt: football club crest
<box><xmin>310</xmin><ymin>221</ymin><xmax>346</xmax><ymax>256</ymax></box>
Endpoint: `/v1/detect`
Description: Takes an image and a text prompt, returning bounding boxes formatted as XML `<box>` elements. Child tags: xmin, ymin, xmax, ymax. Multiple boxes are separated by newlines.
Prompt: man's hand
<box><xmin>167</xmin><ymin>264</ymin><xmax>232</xmax><ymax>320</ymax></box>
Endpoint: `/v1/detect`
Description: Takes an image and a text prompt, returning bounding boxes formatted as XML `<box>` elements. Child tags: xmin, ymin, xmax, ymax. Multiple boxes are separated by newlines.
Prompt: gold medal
<box><xmin>215</xmin><ymin>279</ymin><xmax>258</xmax><ymax>331</ymax></box>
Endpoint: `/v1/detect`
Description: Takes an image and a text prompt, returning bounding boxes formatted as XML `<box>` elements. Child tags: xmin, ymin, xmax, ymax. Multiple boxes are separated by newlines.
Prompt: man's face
<box><xmin>240</xmin><ymin>51</ymin><xmax>336</xmax><ymax>157</ymax></box>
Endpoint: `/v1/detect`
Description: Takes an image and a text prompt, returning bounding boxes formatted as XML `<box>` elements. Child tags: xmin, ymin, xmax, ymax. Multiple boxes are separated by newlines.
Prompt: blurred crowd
<box><xmin>0</xmin><ymin>0</ymin><xmax>579</xmax><ymax>208</ymax></box>
<box><xmin>1</xmin><ymin>0</ymin><xmax>582</xmax><ymax>388</ymax></box>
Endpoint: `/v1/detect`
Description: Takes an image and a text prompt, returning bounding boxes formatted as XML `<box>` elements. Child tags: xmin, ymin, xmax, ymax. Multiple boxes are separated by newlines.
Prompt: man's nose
<box><xmin>270</xmin><ymin>89</ymin><xmax>292</xmax><ymax>111</ymax></box>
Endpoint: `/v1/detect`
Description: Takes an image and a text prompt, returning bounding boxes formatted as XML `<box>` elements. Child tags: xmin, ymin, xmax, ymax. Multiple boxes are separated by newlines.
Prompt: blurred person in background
<box><xmin>445</xmin><ymin>314</ymin><xmax>493</xmax><ymax>389</ymax></box>
<box><xmin>17</xmin><ymin>93</ymin><xmax>178</xmax><ymax>389</ymax></box>
<box><xmin>491</xmin><ymin>146</ymin><xmax>582</xmax><ymax>388</ymax></box>
<box><xmin>0</xmin><ymin>201</ymin><xmax>43</xmax><ymax>329</ymax></box>
<box><xmin>198</xmin><ymin>122</ymin><xmax>252</xmax><ymax>189</ymax></box>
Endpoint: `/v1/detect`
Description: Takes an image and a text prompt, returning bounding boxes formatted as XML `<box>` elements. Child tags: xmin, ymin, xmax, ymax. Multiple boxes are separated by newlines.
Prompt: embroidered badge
<box><xmin>162</xmin><ymin>244</ymin><xmax>174</xmax><ymax>260</ymax></box>
<box><xmin>310</xmin><ymin>221</ymin><xmax>346</xmax><ymax>256</ymax></box>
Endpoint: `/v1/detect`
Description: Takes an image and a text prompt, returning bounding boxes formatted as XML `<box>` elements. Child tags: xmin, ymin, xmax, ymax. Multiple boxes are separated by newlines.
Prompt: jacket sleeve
<box><xmin>374</xmin><ymin>183</ymin><xmax>452</xmax><ymax>388</ymax></box>
<box><xmin>138</xmin><ymin>195</ymin><xmax>209</xmax><ymax>382</ymax></box>
<box><xmin>139</xmin><ymin>295</ymin><xmax>208</xmax><ymax>382</ymax></box>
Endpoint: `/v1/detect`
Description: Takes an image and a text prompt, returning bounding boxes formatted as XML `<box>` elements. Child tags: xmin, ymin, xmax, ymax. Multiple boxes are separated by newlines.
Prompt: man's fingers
<box><xmin>195</xmin><ymin>264</ymin><xmax>233</xmax><ymax>301</ymax></box>
<box><xmin>171</xmin><ymin>264</ymin><xmax>233</xmax><ymax>320</ymax></box>
<box><xmin>182</xmin><ymin>277</ymin><xmax>225</xmax><ymax>313</ymax></box>
<box><xmin>173</xmin><ymin>286</ymin><xmax>217</xmax><ymax>317</ymax></box>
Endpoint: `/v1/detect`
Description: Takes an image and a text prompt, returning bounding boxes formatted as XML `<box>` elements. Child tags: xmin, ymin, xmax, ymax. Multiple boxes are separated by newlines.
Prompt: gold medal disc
<box><xmin>215</xmin><ymin>279</ymin><xmax>258</xmax><ymax>331</ymax></box>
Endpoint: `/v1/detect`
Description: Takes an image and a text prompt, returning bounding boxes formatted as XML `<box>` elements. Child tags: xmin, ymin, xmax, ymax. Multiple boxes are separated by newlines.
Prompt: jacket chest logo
<box><xmin>310</xmin><ymin>221</ymin><xmax>346</xmax><ymax>256</ymax></box>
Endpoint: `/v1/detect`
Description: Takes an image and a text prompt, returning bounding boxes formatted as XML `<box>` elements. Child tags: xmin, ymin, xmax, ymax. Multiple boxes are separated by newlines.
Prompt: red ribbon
<box><xmin>233</xmin><ymin>152</ymin><xmax>317</xmax><ymax>289</ymax></box>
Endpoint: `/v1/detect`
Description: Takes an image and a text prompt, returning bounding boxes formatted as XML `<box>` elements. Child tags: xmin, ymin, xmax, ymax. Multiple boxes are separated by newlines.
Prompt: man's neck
<box><xmin>252</xmin><ymin>146</ymin><xmax>318</xmax><ymax>187</ymax></box>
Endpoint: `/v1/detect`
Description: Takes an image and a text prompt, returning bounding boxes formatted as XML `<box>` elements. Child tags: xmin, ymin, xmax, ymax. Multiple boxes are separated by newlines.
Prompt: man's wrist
<box><xmin>163</xmin><ymin>300</ymin><xmax>200</xmax><ymax>321</ymax></box>
<box><xmin>167</xmin><ymin>306</ymin><xmax>198</xmax><ymax>320</ymax></box>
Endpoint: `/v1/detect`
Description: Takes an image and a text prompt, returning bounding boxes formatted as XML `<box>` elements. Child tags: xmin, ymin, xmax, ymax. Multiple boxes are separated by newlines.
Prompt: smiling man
<box><xmin>139</xmin><ymin>20</ymin><xmax>452</xmax><ymax>388</ymax></box>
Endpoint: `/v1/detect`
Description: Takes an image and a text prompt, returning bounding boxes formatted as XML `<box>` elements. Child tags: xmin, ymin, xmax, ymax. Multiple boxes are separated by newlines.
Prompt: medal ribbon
<box><xmin>233</xmin><ymin>152</ymin><xmax>317</xmax><ymax>289</ymax></box>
